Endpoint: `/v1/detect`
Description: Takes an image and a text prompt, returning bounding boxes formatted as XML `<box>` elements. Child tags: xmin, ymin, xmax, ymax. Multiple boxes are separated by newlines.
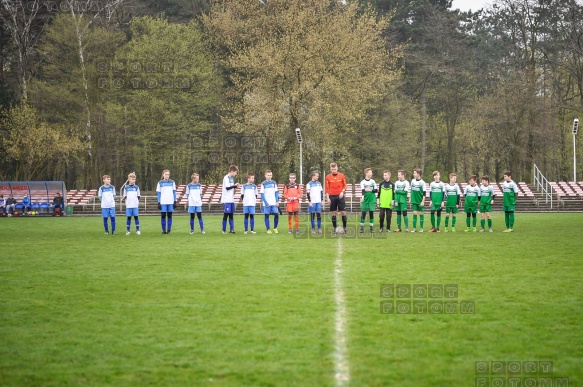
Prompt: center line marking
<box><xmin>334</xmin><ymin>238</ymin><xmax>350</xmax><ymax>386</ymax></box>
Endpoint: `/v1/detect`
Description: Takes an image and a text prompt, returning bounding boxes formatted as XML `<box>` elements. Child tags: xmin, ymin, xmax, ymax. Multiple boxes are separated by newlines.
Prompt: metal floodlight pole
<box><xmin>573</xmin><ymin>118</ymin><xmax>579</xmax><ymax>182</ymax></box>
<box><xmin>295</xmin><ymin>128</ymin><xmax>303</xmax><ymax>185</ymax></box>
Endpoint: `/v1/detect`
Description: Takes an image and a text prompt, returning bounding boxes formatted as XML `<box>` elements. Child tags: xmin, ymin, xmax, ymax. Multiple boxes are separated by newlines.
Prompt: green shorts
<box><xmin>394</xmin><ymin>201</ymin><xmax>408</xmax><ymax>211</ymax></box>
<box><xmin>479</xmin><ymin>203</ymin><xmax>492</xmax><ymax>213</ymax></box>
<box><xmin>464</xmin><ymin>206</ymin><xmax>478</xmax><ymax>214</ymax></box>
<box><xmin>411</xmin><ymin>203</ymin><xmax>425</xmax><ymax>212</ymax></box>
<box><xmin>502</xmin><ymin>205</ymin><xmax>515</xmax><ymax>212</ymax></box>
<box><xmin>430</xmin><ymin>203</ymin><xmax>443</xmax><ymax>211</ymax></box>
<box><xmin>446</xmin><ymin>206</ymin><xmax>458</xmax><ymax>214</ymax></box>
<box><xmin>361</xmin><ymin>202</ymin><xmax>375</xmax><ymax>212</ymax></box>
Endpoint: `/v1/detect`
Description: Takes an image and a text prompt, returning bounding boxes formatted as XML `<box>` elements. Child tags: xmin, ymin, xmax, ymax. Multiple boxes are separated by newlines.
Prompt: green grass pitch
<box><xmin>1</xmin><ymin>213</ymin><xmax>582</xmax><ymax>386</ymax></box>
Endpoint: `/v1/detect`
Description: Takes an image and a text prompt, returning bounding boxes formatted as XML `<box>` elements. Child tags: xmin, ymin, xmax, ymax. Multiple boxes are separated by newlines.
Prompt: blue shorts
<box><xmin>188</xmin><ymin>206</ymin><xmax>202</xmax><ymax>213</ymax></box>
<box><xmin>161</xmin><ymin>204</ymin><xmax>174</xmax><ymax>213</ymax></box>
<box><xmin>243</xmin><ymin>205</ymin><xmax>256</xmax><ymax>214</ymax></box>
<box><xmin>262</xmin><ymin>205</ymin><xmax>279</xmax><ymax>215</ymax></box>
<box><xmin>102</xmin><ymin>208</ymin><xmax>116</xmax><ymax>218</ymax></box>
<box><xmin>223</xmin><ymin>203</ymin><xmax>235</xmax><ymax>214</ymax></box>
<box><xmin>126</xmin><ymin>208</ymin><xmax>139</xmax><ymax>217</ymax></box>
<box><xmin>308</xmin><ymin>203</ymin><xmax>322</xmax><ymax>213</ymax></box>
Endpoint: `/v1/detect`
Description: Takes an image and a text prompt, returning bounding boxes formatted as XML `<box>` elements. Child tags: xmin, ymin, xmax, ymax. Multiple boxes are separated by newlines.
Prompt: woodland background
<box><xmin>1</xmin><ymin>0</ymin><xmax>582</xmax><ymax>189</ymax></box>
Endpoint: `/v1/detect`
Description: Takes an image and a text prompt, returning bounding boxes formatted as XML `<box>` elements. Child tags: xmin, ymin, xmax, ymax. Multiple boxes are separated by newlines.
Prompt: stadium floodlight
<box><xmin>573</xmin><ymin>118</ymin><xmax>579</xmax><ymax>181</ymax></box>
<box><xmin>296</xmin><ymin>128</ymin><xmax>303</xmax><ymax>185</ymax></box>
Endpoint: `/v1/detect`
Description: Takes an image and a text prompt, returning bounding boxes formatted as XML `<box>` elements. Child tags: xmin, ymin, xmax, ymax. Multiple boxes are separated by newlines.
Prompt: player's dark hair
<box><xmin>265</xmin><ymin>169</ymin><xmax>272</xmax><ymax>174</ymax></box>
<box><xmin>469</xmin><ymin>175</ymin><xmax>477</xmax><ymax>182</ymax></box>
<box><xmin>414</xmin><ymin>168</ymin><xmax>422</xmax><ymax>176</ymax></box>
<box><xmin>311</xmin><ymin>171</ymin><xmax>320</xmax><ymax>177</ymax></box>
<box><xmin>289</xmin><ymin>173</ymin><xmax>296</xmax><ymax>177</ymax></box>
<box><xmin>229</xmin><ymin>165</ymin><xmax>239</xmax><ymax>172</ymax></box>
<box><xmin>482</xmin><ymin>175</ymin><xmax>490</xmax><ymax>183</ymax></box>
<box><xmin>102</xmin><ymin>174</ymin><xmax>110</xmax><ymax>180</ymax></box>
<box><xmin>398</xmin><ymin>169</ymin><xmax>406</xmax><ymax>176</ymax></box>
<box><xmin>191</xmin><ymin>173</ymin><xmax>199</xmax><ymax>179</ymax></box>
<box><xmin>330</xmin><ymin>162</ymin><xmax>338</xmax><ymax>168</ymax></box>
<box><xmin>247</xmin><ymin>172</ymin><xmax>254</xmax><ymax>178</ymax></box>
<box><xmin>504</xmin><ymin>170</ymin><xmax>512</xmax><ymax>177</ymax></box>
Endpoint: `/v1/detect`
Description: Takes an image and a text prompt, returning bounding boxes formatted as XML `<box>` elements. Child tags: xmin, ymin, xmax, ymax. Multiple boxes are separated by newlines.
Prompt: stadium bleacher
<box><xmin>38</xmin><ymin>180</ymin><xmax>583</xmax><ymax>214</ymax></box>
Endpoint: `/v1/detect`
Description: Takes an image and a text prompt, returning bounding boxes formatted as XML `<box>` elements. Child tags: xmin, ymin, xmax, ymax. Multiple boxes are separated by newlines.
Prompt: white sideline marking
<box><xmin>334</xmin><ymin>238</ymin><xmax>350</xmax><ymax>386</ymax></box>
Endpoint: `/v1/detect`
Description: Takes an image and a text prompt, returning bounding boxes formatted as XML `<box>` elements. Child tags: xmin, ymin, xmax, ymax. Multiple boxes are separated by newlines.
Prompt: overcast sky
<box><xmin>451</xmin><ymin>0</ymin><xmax>583</xmax><ymax>12</ymax></box>
<box><xmin>451</xmin><ymin>0</ymin><xmax>491</xmax><ymax>12</ymax></box>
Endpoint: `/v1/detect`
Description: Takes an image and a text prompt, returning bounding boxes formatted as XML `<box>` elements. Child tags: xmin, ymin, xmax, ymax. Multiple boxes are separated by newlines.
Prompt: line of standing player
<box><xmin>96</xmin><ymin>164</ymin><xmax>519</xmax><ymax>235</ymax></box>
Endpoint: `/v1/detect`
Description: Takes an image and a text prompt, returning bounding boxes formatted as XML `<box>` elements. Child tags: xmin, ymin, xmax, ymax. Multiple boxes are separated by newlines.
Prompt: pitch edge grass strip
<box><xmin>334</xmin><ymin>238</ymin><xmax>350</xmax><ymax>386</ymax></box>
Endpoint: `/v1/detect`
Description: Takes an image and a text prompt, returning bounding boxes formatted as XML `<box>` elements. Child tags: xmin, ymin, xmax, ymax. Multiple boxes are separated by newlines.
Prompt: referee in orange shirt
<box><xmin>325</xmin><ymin>162</ymin><xmax>348</xmax><ymax>234</ymax></box>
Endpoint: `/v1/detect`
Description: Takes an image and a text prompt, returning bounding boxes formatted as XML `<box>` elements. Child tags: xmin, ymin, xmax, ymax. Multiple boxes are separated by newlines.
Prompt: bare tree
<box><xmin>0</xmin><ymin>0</ymin><xmax>48</xmax><ymax>100</ymax></box>
<box><xmin>64</xmin><ymin>0</ymin><xmax>124</xmax><ymax>186</ymax></box>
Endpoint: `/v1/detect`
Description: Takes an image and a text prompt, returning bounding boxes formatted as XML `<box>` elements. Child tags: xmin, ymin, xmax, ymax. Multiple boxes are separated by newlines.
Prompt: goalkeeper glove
<box><xmin>173</xmin><ymin>201</ymin><xmax>177</xmax><ymax>209</ymax></box>
<box><xmin>157</xmin><ymin>203</ymin><xmax>161</xmax><ymax>210</ymax></box>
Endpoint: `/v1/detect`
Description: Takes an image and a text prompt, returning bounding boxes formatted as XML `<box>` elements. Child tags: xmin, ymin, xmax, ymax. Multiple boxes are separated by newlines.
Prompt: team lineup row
<box><xmin>96</xmin><ymin>163</ymin><xmax>520</xmax><ymax>235</ymax></box>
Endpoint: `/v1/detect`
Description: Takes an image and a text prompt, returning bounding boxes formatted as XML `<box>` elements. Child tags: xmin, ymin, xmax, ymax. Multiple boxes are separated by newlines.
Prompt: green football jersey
<box><xmin>360</xmin><ymin>179</ymin><xmax>377</xmax><ymax>204</ymax></box>
<box><xmin>378</xmin><ymin>180</ymin><xmax>394</xmax><ymax>208</ymax></box>
<box><xmin>445</xmin><ymin>183</ymin><xmax>461</xmax><ymax>207</ymax></box>
<box><xmin>410</xmin><ymin>179</ymin><xmax>426</xmax><ymax>205</ymax></box>
<box><xmin>479</xmin><ymin>184</ymin><xmax>495</xmax><ymax>204</ymax></box>
<box><xmin>464</xmin><ymin>184</ymin><xmax>481</xmax><ymax>208</ymax></box>
<box><xmin>502</xmin><ymin>180</ymin><xmax>518</xmax><ymax>206</ymax></box>
<box><xmin>394</xmin><ymin>179</ymin><xmax>410</xmax><ymax>204</ymax></box>
<box><xmin>429</xmin><ymin>181</ymin><xmax>446</xmax><ymax>205</ymax></box>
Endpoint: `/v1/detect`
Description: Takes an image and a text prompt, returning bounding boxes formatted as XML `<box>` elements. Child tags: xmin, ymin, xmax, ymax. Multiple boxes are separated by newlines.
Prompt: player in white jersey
<box><xmin>221</xmin><ymin>165</ymin><xmax>239</xmax><ymax>234</ymax></box>
<box><xmin>122</xmin><ymin>172</ymin><xmax>141</xmax><ymax>235</ymax></box>
<box><xmin>98</xmin><ymin>174</ymin><xmax>116</xmax><ymax>235</ymax></box>
<box><xmin>261</xmin><ymin>169</ymin><xmax>280</xmax><ymax>233</ymax></box>
<box><xmin>306</xmin><ymin>171</ymin><xmax>323</xmax><ymax>234</ymax></box>
<box><xmin>187</xmin><ymin>173</ymin><xmax>205</xmax><ymax>235</ymax></box>
<box><xmin>156</xmin><ymin>169</ymin><xmax>177</xmax><ymax>234</ymax></box>
<box><xmin>240</xmin><ymin>172</ymin><xmax>258</xmax><ymax>234</ymax></box>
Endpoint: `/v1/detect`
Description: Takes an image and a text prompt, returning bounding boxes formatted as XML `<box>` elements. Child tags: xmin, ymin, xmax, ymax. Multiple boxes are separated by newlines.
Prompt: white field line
<box><xmin>334</xmin><ymin>238</ymin><xmax>350</xmax><ymax>386</ymax></box>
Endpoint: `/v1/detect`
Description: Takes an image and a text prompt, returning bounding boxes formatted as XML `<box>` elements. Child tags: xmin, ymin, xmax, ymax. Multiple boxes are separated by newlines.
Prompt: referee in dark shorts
<box><xmin>325</xmin><ymin>162</ymin><xmax>348</xmax><ymax>234</ymax></box>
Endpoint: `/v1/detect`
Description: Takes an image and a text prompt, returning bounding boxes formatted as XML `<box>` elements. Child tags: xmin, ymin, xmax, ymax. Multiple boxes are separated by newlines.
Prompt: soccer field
<box><xmin>1</xmin><ymin>213</ymin><xmax>582</xmax><ymax>386</ymax></box>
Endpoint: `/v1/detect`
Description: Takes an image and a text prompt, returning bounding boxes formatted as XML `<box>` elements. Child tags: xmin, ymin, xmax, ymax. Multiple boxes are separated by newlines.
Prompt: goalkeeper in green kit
<box><xmin>377</xmin><ymin>170</ymin><xmax>394</xmax><ymax>232</ymax></box>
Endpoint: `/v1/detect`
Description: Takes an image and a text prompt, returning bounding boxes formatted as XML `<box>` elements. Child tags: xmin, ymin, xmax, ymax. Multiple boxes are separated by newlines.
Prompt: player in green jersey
<box><xmin>410</xmin><ymin>168</ymin><xmax>426</xmax><ymax>232</ymax></box>
<box><xmin>428</xmin><ymin>171</ymin><xmax>446</xmax><ymax>232</ymax></box>
<box><xmin>359</xmin><ymin>168</ymin><xmax>378</xmax><ymax>233</ymax></box>
<box><xmin>502</xmin><ymin>170</ymin><xmax>519</xmax><ymax>232</ymax></box>
<box><xmin>444</xmin><ymin>173</ymin><xmax>462</xmax><ymax>232</ymax></box>
<box><xmin>479</xmin><ymin>175</ymin><xmax>496</xmax><ymax>232</ymax></box>
<box><xmin>377</xmin><ymin>170</ymin><xmax>394</xmax><ymax>232</ymax></box>
<box><xmin>393</xmin><ymin>170</ymin><xmax>410</xmax><ymax>232</ymax></box>
<box><xmin>464</xmin><ymin>175</ymin><xmax>481</xmax><ymax>232</ymax></box>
